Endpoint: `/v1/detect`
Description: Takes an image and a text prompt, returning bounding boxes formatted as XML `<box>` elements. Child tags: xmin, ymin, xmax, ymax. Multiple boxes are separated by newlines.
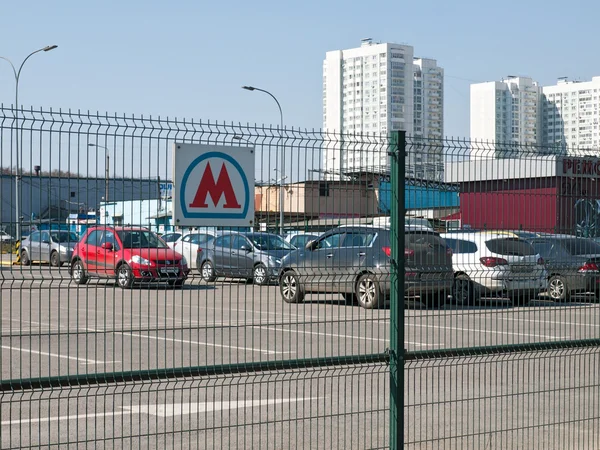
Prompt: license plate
<box><xmin>160</xmin><ymin>268</ymin><xmax>179</xmax><ymax>274</ymax></box>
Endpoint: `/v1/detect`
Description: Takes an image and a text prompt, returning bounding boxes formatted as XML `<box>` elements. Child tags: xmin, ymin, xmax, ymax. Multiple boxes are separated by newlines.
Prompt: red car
<box><xmin>70</xmin><ymin>226</ymin><xmax>189</xmax><ymax>288</ymax></box>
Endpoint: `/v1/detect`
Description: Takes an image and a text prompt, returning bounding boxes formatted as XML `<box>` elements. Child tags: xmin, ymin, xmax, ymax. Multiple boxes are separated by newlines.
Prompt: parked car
<box><xmin>0</xmin><ymin>230</ymin><xmax>13</xmax><ymax>242</ymax></box>
<box><xmin>198</xmin><ymin>232</ymin><xmax>296</xmax><ymax>285</ymax></box>
<box><xmin>441</xmin><ymin>231</ymin><xmax>547</xmax><ymax>305</ymax></box>
<box><xmin>526</xmin><ymin>235</ymin><xmax>600</xmax><ymax>301</ymax></box>
<box><xmin>20</xmin><ymin>230</ymin><xmax>80</xmax><ymax>267</ymax></box>
<box><xmin>160</xmin><ymin>232</ymin><xmax>182</xmax><ymax>249</ymax></box>
<box><xmin>70</xmin><ymin>226</ymin><xmax>189</xmax><ymax>288</ymax></box>
<box><xmin>285</xmin><ymin>232</ymin><xmax>319</xmax><ymax>249</ymax></box>
<box><xmin>172</xmin><ymin>231</ymin><xmax>217</xmax><ymax>270</ymax></box>
<box><xmin>279</xmin><ymin>225</ymin><xmax>454</xmax><ymax>309</ymax></box>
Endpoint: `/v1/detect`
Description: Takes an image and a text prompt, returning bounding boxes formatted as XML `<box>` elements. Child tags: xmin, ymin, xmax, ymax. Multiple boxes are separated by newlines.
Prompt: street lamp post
<box><xmin>0</xmin><ymin>45</ymin><xmax>58</xmax><ymax>240</ymax></box>
<box><xmin>242</xmin><ymin>85</ymin><xmax>285</xmax><ymax>236</ymax></box>
<box><xmin>88</xmin><ymin>144</ymin><xmax>110</xmax><ymax>202</ymax></box>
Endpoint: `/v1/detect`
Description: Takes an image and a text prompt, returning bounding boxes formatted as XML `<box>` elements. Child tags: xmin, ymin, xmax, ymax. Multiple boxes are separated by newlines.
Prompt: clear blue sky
<box><xmin>2</xmin><ymin>0</ymin><xmax>600</xmax><ymax>140</ymax></box>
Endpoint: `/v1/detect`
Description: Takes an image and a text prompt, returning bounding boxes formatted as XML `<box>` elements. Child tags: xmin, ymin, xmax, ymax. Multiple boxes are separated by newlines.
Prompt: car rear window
<box><xmin>406</xmin><ymin>232</ymin><xmax>446</xmax><ymax>249</ymax></box>
<box><xmin>485</xmin><ymin>238</ymin><xmax>535</xmax><ymax>256</ymax></box>
<box><xmin>559</xmin><ymin>238</ymin><xmax>600</xmax><ymax>256</ymax></box>
<box><xmin>444</xmin><ymin>238</ymin><xmax>477</xmax><ymax>254</ymax></box>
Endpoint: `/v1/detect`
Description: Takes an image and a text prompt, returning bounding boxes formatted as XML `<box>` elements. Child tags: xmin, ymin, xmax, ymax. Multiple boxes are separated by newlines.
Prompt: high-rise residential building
<box><xmin>413</xmin><ymin>58</ymin><xmax>444</xmax><ymax>178</ymax></box>
<box><xmin>322</xmin><ymin>39</ymin><xmax>444</xmax><ymax>180</ymax></box>
<box><xmin>542</xmin><ymin>77</ymin><xmax>600</xmax><ymax>153</ymax></box>
<box><xmin>470</xmin><ymin>76</ymin><xmax>542</xmax><ymax>157</ymax></box>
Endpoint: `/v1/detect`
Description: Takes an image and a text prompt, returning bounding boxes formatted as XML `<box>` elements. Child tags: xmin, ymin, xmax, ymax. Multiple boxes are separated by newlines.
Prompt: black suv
<box><xmin>278</xmin><ymin>225</ymin><xmax>454</xmax><ymax>309</ymax></box>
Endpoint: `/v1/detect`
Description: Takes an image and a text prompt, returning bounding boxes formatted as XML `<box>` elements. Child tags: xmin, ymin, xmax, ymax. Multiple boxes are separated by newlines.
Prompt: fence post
<box><xmin>389</xmin><ymin>130</ymin><xmax>406</xmax><ymax>449</ymax></box>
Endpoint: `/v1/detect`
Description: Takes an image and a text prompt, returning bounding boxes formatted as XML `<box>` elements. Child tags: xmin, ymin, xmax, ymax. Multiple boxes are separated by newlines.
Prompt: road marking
<box><xmin>1</xmin><ymin>345</ymin><xmax>116</xmax><ymax>365</ymax></box>
<box><xmin>497</xmin><ymin>316</ymin><xmax>600</xmax><ymax>328</ymax></box>
<box><xmin>118</xmin><ymin>331</ymin><xmax>292</xmax><ymax>355</ymax></box>
<box><xmin>255</xmin><ymin>325</ymin><xmax>388</xmax><ymax>343</ymax></box>
<box><xmin>1</xmin><ymin>397</ymin><xmax>318</xmax><ymax>426</ymax></box>
<box><xmin>407</xmin><ymin>323</ymin><xmax>569</xmax><ymax>339</ymax></box>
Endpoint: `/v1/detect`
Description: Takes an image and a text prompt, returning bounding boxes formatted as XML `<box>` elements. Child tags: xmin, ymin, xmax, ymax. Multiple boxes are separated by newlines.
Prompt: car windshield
<box><xmin>250</xmin><ymin>234</ymin><xmax>295</xmax><ymax>251</ymax></box>
<box><xmin>560</xmin><ymin>238</ymin><xmax>600</xmax><ymax>256</ymax></box>
<box><xmin>161</xmin><ymin>233</ymin><xmax>181</xmax><ymax>242</ymax></box>
<box><xmin>291</xmin><ymin>235</ymin><xmax>318</xmax><ymax>248</ymax></box>
<box><xmin>117</xmin><ymin>230</ymin><xmax>168</xmax><ymax>249</ymax></box>
<box><xmin>51</xmin><ymin>232</ymin><xmax>79</xmax><ymax>243</ymax></box>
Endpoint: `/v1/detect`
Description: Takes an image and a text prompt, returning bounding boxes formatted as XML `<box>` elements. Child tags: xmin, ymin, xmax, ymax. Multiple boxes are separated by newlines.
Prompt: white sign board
<box><xmin>173</xmin><ymin>143</ymin><xmax>255</xmax><ymax>227</ymax></box>
<box><xmin>159</xmin><ymin>182</ymin><xmax>173</xmax><ymax>199</ymax></box>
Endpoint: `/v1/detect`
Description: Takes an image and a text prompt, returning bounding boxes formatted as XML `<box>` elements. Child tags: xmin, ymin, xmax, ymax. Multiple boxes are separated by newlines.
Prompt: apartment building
<box><xmin>470</xmin><ymin>76</ymin><xmax>542</xmax><ymax>157</ymax></box>
<box><xmin>542</xmin><ymin>77</ymin><xmax>600</xmax><ymax>153</ymax></box>
<box><xmin>413</xmin><ymin>58</ymin><xmax>444</xmax><ymax>179</ymax></box>
<box><xmin>322</xmin><ymin>39</ymin><xmax>444</xmax><ymax>180</ymax></box>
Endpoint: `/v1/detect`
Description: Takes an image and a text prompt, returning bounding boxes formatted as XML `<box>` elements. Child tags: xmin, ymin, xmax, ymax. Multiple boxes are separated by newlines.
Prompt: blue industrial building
<box><xmin>378</xmin><ymin>179</ymin><xmax>459</xmax><ymax>215</ymax></box>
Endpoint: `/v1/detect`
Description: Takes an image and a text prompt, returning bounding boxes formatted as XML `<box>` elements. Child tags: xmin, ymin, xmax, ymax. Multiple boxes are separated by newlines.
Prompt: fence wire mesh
<box><xmin>0</xmin><ymin>105</ymin><xmax>599</xmax><ymax>449</ymax></box>
<box><xmin>0</xmin><ymin>106</ymin><xmax>392</xmax><ymax>449</ymax></box>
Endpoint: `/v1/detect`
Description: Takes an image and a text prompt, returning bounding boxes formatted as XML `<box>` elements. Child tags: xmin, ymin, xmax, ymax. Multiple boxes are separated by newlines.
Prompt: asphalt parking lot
<box><xmin>2</xmin><ymin>264</ymin><xmax>600</xmax><ymax>448</ymax></box>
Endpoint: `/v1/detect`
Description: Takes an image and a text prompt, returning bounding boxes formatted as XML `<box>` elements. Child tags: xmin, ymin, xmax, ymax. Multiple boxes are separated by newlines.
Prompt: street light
<box><xmin>88</xmin><ymin>144</ymin><xmax>110</xmax><ymax>202</ymax></box>
<box><xmin>242</xmin><ymin>85</ymin><xmax>285</xmax><ymax>236</ymax></box>
<box><xmin>0</xmin><ymin>45</ymin><xmax>58</xmax><ymax>240</ymax></box>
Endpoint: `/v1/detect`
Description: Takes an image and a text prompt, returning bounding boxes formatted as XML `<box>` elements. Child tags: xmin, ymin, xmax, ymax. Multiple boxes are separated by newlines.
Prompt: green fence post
<box><xmin>389</xmin><ymin>130</ymin><xmax>406</xmax><ymax>449</ymax></box>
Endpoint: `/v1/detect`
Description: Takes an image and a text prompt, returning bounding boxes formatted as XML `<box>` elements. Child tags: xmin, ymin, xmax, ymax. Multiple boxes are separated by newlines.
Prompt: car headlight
<box><xmin>268</xmin><ymin>256</ymin><xmax>282</xmax><ymax>266</ymax></box>
<box><xmin>181</xmin><ymin>256</ymin><xmax>188</xmax><ymax>266</ymax></box>
<box><xmin>131</xmin><ymin>255</ymin><xmax>153</xmax><ymax>266</ymax></box>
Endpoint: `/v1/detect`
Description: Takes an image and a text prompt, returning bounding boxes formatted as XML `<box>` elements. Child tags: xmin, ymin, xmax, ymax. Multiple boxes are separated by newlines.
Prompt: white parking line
<box><xmin>118</xmin><ymin>331</ymin><xmax>292</xmax><ymax>355</ymax></box>
<box><xmin>254</xmin><ymin>325</ymin><xmax>442</xmax><ymax>347</ymax></box>
<box><xmin>497</xmin><ymin>316</ymin><xmax>600</xmax><ymax>328</ymax></box>
<box><xmin>407</xmin><ymin>323</ymin><xmax>570</xmax><ymax>339</ymax></box>
<box><xmin>1</xmin><ymin>345</ymin><xmax>117</xmax><ymax>365</ymax></box>
<box><xmin>254</xmin><ymin>325</ymin><xmax>387</xmax><ymax>343</ymax></box>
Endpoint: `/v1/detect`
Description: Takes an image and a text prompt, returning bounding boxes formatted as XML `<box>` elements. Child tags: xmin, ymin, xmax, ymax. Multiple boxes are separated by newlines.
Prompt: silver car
<box><xmin>197</xmin><ymin>232</ymin><xmax>296</xmax><ymax>285</ymax></box>
<box><xmin>21</xmin><ymin>230</ymin><xmax>80</xmax><ymax>267</ymax></box>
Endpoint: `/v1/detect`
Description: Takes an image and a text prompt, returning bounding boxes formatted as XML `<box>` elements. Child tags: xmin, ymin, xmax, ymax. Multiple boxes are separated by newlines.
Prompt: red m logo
<box><xmin>189</xmin><ymin>162</ymin><xmax>241</xmax><ymax>209</ymax></box>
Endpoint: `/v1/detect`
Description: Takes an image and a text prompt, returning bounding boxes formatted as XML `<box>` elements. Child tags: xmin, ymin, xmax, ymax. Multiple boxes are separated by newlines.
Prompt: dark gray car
<box><xmin>197</xmin><ymin>232</ymin><xmax>296</xmax><ymax>285</ymax></box>
<box><xmin>528</xmin><ymin>236</ymin><xmax>600</xmax><ymax>301</ymax></box>
<box><xmin>278</xmin><ymin>225</ymin><xmax>454</xmax><ymax>309</ymax></box>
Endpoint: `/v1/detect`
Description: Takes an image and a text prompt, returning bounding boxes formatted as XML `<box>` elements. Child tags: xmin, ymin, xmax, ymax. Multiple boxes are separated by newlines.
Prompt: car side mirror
<box><xmin>306</xmin><ymin>240</ymin><xmax>317</xmax><ymax>251</ymax></box>
<box><xmin>240</xmin><ymin>245</ymin><xmax>252</xmax><ymax>252</ymax></box>
<box><xmin>101</xmin><ymin>242</ymin><xmax>113</xmax><ymax>251</ymax></box>
<box><xmin>42</xmin><ymin>240</ymin><xmax>50</xmax><ymax>244</ymax></box>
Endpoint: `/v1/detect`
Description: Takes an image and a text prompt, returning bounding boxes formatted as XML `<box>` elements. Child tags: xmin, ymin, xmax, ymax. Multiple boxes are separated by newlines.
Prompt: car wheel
<box><xmin>453</xmin><ymin>275</ymin><xmax>475</xmax><ymax>306</ymax></box>
<box><xmin>168</xmin><ymin>279</ymin><xmax>185</xmax><ymax>288</ymax></box>
<box><xmin>356</xmin><ymin>273</ymin><xmax>381</xmax><ymax>309</ymax></box>
<box><xmin>117</xmin><ymin>264</ymin><xmax>134</xmax><ymax>289</ymax></box>
<box><xmin>20</xmin><ymin>250</ymin><xmax>31</xmax><ymax>266</ymax></box>
<box><xmin>201</xmin><ymin>261</ymin><xmax>217</xmax><ymax>282</ymax></box>
<box><xmin>50</xmin><ymin>251</ymin><xmax>61</xmax><ymax>267</ymax></box>
<box><xmin>280</xmin><ymin>270</ymin><xmax>305</xmax><ymax>303</ymax></box>
<box><xmin>71</xmin><ymin>260</ymin><xmax>88</xmax><ymax>285</ymax></box>
<box><xmin>548</xmin><ymin>275</ymin><xmax>568</xmax><ymax>301</ymax></box>
<box><xmin>253</xmin><ymin>263</ymin><xmax>269</xmax><ymax>285</ymax></box>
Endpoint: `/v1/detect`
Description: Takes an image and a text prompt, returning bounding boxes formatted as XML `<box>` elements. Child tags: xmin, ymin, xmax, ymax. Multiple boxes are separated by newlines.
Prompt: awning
<box><xmin>440</xmin><ymin>211</ymin><xmax>461</xmax><ymax>221</ymax></box>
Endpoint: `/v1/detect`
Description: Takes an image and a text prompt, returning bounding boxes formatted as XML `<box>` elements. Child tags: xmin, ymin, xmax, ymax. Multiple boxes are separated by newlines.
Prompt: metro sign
<box><xmin>173</xmin><ymin>143</ymin><xmax>255</xmax><ymax>226</ymax></box>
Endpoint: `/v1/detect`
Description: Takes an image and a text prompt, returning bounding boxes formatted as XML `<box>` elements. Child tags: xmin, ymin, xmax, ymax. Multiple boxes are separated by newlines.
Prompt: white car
<box><xmin>0</xmin><ymin>230</ymin><xmax>13</xmax><ymax>242</ymax></box>
<box><xmin>160</xmin><ymin>232</ymin><xmax>182</xmax><ymax>249</ymax></box>
<box><xmin>441</xmin><ymin>231</ymin><xmax>548</xmax><ymax>305</ymax></box>
<box><xmin>172</xmin><ymin>231</ymin><xmax>217</xmax><ymax>270</ymax></box>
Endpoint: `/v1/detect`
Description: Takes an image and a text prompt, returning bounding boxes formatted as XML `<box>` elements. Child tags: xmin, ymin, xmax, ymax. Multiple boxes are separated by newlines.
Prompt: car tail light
<box><xmin>479</xmin><ymin>257</ymin><xmax>508</xmax><ymax>267</ymax></box>
<box><xmin>404</xmin><ymin>248</ymin><xmax>415</xmax><ymax>257</ymax></box>
<box><xmin>578</xmin><ymin>261</ymin><xmax>599</xmax><ymax>273</ymax></box>
<box><xmin>537</xmin><ymin>257</ymin><xmax>545</xmax><ymax>265</ymax></box>
<box><xmin>197</xmin><ymin>247</ymin><xmax>203</xmax><ymax>253</ymax></box>
<box><xmin>382</xmin><ymin>246</ymin><xmax>391</xmax><ymax>257</ymax></box>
